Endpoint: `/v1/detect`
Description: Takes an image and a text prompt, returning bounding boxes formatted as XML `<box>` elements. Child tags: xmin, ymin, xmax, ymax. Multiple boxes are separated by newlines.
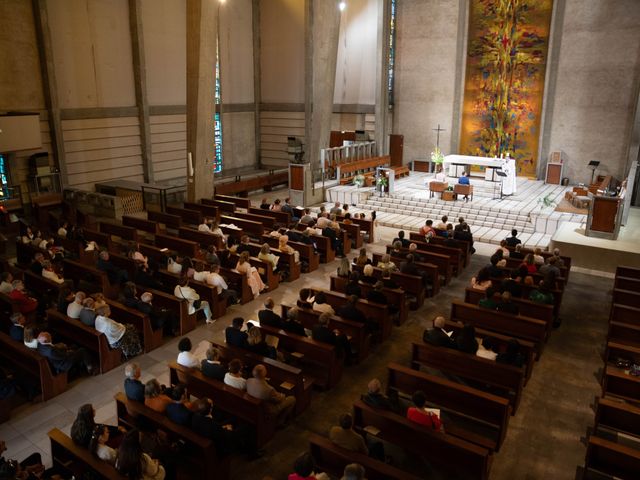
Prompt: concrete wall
<box><xmin>392</xmin><ymin>0</ymin><xmax>463</xmax><ymax>163</ymax></box>
<box><xmin>542</xmin><ymin>0</ymin><xmax>640</xmax><ymax>183</ymax></box>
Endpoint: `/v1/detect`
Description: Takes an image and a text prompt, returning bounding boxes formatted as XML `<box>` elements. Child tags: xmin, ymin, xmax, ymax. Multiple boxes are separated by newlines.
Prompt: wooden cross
<box><xmin>433</xmin><ymin>124</ymin><xmax>446</xmax><ymax>149</ymax></box>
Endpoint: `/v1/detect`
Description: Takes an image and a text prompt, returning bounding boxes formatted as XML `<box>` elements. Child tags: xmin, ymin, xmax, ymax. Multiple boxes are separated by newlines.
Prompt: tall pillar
<box><xmin>186</xmin><ymin>0</ymin><xmax>217</xmax><ymax>202</ymax></box>
<box><xmin>374</xmin><ymin>0</ymin><xmax>390</xmax><ymax>156</ymax></box>
<box><xmin>305</xmin><ymin>0</ymin><xmax>341</xmax><ymax>176</ymax></box>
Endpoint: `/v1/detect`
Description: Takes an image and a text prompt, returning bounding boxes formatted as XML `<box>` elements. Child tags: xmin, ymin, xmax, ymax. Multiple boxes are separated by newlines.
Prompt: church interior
<box><xmin>1</xmin><ymin>0</ymin><xmax>640</xmax><ymax>479</ymax></box>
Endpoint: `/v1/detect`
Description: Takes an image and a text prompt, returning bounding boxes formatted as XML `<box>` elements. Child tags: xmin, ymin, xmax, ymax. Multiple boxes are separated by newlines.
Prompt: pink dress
<box><xmin>235</xmin><ymin>261</ymin><xmax>266</xmax><ymax>297</ymax></box>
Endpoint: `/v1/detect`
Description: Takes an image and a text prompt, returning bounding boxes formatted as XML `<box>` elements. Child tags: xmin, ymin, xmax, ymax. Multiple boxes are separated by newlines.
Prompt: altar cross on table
<box><xmin>433</xmin><ymin>124</ymin><xmax>446</xmax><ymax>149</ymax></box>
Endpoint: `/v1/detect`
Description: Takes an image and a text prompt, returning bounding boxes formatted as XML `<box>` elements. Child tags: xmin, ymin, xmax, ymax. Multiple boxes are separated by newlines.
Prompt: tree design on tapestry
<box><xmin>460</xmin><ymin>0</ymin><xmax>553</xmax><ymax>177</ymax></box>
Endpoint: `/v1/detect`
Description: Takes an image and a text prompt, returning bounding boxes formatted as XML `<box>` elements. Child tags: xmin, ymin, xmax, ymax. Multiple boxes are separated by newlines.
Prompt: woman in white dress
<box><xmin>235</xmin><ymin>251</ymin><xmax>265</xmax><ymax>298</ymax></box>
<box><xmin>94</xmin><ymin>305</ymin><xmax>142</xmax><ymax>358</ymax></box>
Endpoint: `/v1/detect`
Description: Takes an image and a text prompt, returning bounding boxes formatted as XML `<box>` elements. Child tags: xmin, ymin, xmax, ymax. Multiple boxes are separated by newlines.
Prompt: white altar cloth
<box><xmin>444</xmin><ymin>154</ymin><xmax>517</xmax><ymax>195</ymax></box>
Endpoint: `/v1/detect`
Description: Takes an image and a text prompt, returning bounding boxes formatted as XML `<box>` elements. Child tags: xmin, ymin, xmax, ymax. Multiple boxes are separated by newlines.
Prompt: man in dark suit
<box><xmin>311</xmin><ymin>313</ymin><xmax>351</xmax><ymax>358</ymax></box>
<box><xmin>8</xmin><ymin>313</ymin><xmax>25</xmax><ymax>342</ymax></box>
<box><xmin>366</xmin><ymin>282</ymin><xmax>388</xmax><ymax>306</ymax></box>
<box><xmin>361</xmin><ymin>378</ymin><xmax>396</xmax><ymax>412</ymax></box>
<box><xmin>322</xmin><ymin>223</ymin><xmax>344</xmax><ymax>257</ymax></box>
<box><xmin>225</xmin><ymin>317</ymin><xmax>249</xmax><ymax>348</ymax></box>
<box><xmin>201</xmin><ymin>346</ymin><xmax>226</xmax><ymax>381</ymax></box>
<box><xmin>505</xmin><ymin>228</ymin><xmax>522</xmax><ymax>247</ymax></box>
<box><xmin>36</xmin><ymin>332</ymin><xmax>94</xmax><ymax>375</ymax></box>
<box><xmin>423</xmin><ymin>316</ymin><xmax>455</xmax><ymax>348</ymax></box>
<box><xmin>400</xmin><ymin>254</ymin><xmax>430</xmax><ymax>287</ymax></box>
<box><xmin>96</xmin><ymin>250</ymin><xmax>128</xmax><ymax>284</ymax></box>
<box><xmin>124</xmin><ymin>363</ymin><xmax>145</xmax><ymax>402</ymax></box>
<box><xmin>258</xmin><ymin>298</ymin><xmax>283</xmax><ymax>329</ymax></box>
<box><xmin>392</xmin><ymin>230</ymin><xmax>411</xmax><ymax>248</ymax></box>
<box><xmin>166</xmin><ymin>383</ymin><xmax>192</xmax><ymax>426</ymax></box>
<box><xmin>453</xmin><ymin>222</ymin><xmax>475</xmax><ymax>254</ymax></box>
<box><xmin>281</xmin><ymin>308</ymin><xmax>307</xmax><ymax>337</ymax></box>
<box><xmin>137</xmin><ymin>292</ymin><xmax>179</xmax><ymax>335</ymax></box>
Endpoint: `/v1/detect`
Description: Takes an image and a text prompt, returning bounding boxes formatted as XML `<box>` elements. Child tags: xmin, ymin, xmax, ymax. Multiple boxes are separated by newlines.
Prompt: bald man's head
<box><xmin>433</xmin><ymin>316</ymin><xmax>446</xmax><ymax>329</ymax></box>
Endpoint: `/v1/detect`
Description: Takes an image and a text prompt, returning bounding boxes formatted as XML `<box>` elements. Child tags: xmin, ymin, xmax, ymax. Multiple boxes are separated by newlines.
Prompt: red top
<box><xmin>288</xmin><ymin>475</ymin><xmax>317</xmax><ymax>480</ymax></box>
<box><xmin>9</xmin><ymin>289</ymin><xmax>38</xmax><ymax>314</ymax></box>
<box><xmin>407</xmin><ymin>407</ymin><xmax>442</xmax><ymax>430</ymax></box>
<box><xmin>420</xmin><ymin>226</ymin><xmax>436</xmax><ymax>238</ymax></box>
<box><xmin>523</xmin><ymin>263</ymin><xmax>538</xmax><ymax>274</ymax></box>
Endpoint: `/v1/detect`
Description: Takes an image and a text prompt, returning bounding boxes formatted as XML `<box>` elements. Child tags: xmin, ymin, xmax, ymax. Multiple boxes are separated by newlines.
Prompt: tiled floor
<box><xmin>2</xmin><ymin>220</ymin><xmax>611</xmax><ymax>479</ymax></box>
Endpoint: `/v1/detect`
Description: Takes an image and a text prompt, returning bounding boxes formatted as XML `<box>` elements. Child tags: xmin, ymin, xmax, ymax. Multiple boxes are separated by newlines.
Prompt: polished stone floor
<box><xmin>0</xmin><ymin>223</ymin><xmax>611</xmax><ymax>479</ymax></box>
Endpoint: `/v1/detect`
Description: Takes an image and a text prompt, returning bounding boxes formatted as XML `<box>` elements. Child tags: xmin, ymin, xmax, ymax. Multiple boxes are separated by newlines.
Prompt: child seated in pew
<box><xmin>88</xmin><ymin>424</ymin><xmax>118</xmax><ymax>465</ymax></box>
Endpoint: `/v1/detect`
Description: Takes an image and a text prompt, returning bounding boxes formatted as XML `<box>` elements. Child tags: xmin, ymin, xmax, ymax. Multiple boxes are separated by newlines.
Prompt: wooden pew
<box><xmin>352</xmin><ymin>400</ymin><xmax>492</xmax><ymax>480</ymax></box>
<box><xmin>166</xmin><ymin>205</ymin><xmax>203</xmax><ymax>225</ymax></box>
<box><xmin>148</xmin><ymin>210</ymin><xmax>182</xmax><ymax>230</ymax></box>
<box><xmin>168</xmin><ymin>362</ymin><xmax>276</xmax><ymax>447</ymax></box>
<box><xmin>330</xmin><ymin>275</ymin><xmax>409</xmax><ymax>325</ymax></box>
<box><xmin>211</xmin><ymin>341</ymin><xmax>313</xmax><ymax>415</ymax></box>
<box><xmin>411</xmin><ymin>342</ymin><xmax>525</xmax><ymax>414</ymax></box>
<box><xmin>261</xmin><ymin>235</ymin><xmax>319</xmax><ymax>272</ymax></box>
<box><xmin>138</xmin><ymin>243</ymin><xmax>173</xmax><ymax>267</ymax></box>
<box><xmin>183</xmin><ymin>201</ymin><xmax>220</xmax><ymax>219</ymax></box>
<box><xmin>82</xmin><ymin>228</ymin><xmax>113</xmax><ymax>251</ymax></box>
<box><xmin>605</xmin><ymin>341</ymin><xmax>640</xmax><ymax>367</ymax></box>
<box><xmin>214</xmin><ymin>171</ymin><xmax>288</xmax><ymax>196</ymax></box>
<box><xmin>248</xmin><ymin>207</ymin><xmax>290</xmax><ymax>226</ymax></box>
<box><xmin>155</xmin><ymin>269</ymin><xmax>226</xmax><ymax>320</ymax></box>
<box><xmin>63</xmin><ymin>259</ymin><xmax>118</xmax><ymax>299</ymax></box>
<box><xmin>410</xmin><ymin>232</ymin><xmax>470</xmax><ymax>268</ymax></box>
<box><xmin>464</xmin><ymin>287</ymin><xmax>554</xmax><ymax>338</ymax></box>
<box><xmin>352</xmin><ymin>264</ymin><xmax>426</xmax><ymax>308</ymax></box>
<box><xmin>371</xmin><ymin>252</ymin><xmax>440</xmax><ymax>295</ymax></box>
<box><xmin>105</xmin><ymin>299</ymin><xmax>163</xmax><ymax>353</ymax></box>
<box><xmin>613</xmin><ymin>288</ymin><xmax>640</xmax><ymax>309</ymax></box>
<box><xmin>122</xmin><ymin>215</ymin><xmax>162</xmax><ymax>236</ymax></box>
<box><xmin>0</xmin><ymin>331</ymin><xmax>67</xmax><ymax>401</ymax></box>
<box><xmin>99</xmin><ymin>222</ymin><xmax>138</xmax><ymax>242</ymax></box>
<box><xmin>215</xmin><ymin>194</ymin><xmax>251</xmax><ymax>209</ymax></box>
<box><xmin>200</xmin><ymin>198</ymin><xmax>235</xmax><ymax>214</ymax></box>
<box><xmin>233</xmin><ymin>211</ymin><xmax>277</xmax><ymax>230</ymax></box>
<box><xmin>615</xmin><ymin>276</ymin><xmax>640</xmax><ymax>293</ymax></box>
<box><xmin>451</xmin><ymin>300</ymin><xmax>547</xmax><ymax>358</ymax></box>
<box><xmin>115</xmin><ymin>392</ymin><xmax>228</xmax><ymax>479</ymax></box>
<box><xmin>338</xmin><ymin>222</ymin><xmax>363</xmax><ymax>249</ymax></box>
<box><xmin>583</xmin><ymin>434</ymin><xmax>640</xmax><ymax>480</ymax></box>
<box><xmin>608</xmin><ymin>321</ymin><xmax>640</xmax><ymax>347</ymax></box>
<box><xmin>22</xmin><ymin>270</ymin><xmax>67</xmax><ymax>299</ymax></box>
<box><xmin>393</xmin><ymin>240</ymin><xmax>463</xmax><ymax>276</ymax></box>
<box><xmin>227</xmin><ymin>252</ymin><xmax>278</xmax><ymax>292</ymax></box>
<box><xmin>489</xmin><ymin>279</ymin><xmax>564</xmax><ymax>320</ymax></box>
<box><xmin>220</xmin><ymin>215</ymin><xmax>265</xmax><ymax>238</ymax></box>
<box><xmin>321</xmin><ymin>289</ymin><xmax>393</xmax><ymax>341</ymax></box>
<box><xmin>309</xmin><ymin>433</ymin><xmax>423</xmax><ymax>480</ymax></box>
<box><xmin>610</xmin><ymin>303</ymin><xmax>640</xmax><ymax>326</ymax></box>
<box><xmin>154</xmin><ymin>233</ymin><xmax>200</xmax><ymax>259</ymax></box>
<box><xmin>601</xmin><ymin>366</ymin><xmax>640</xmax><ymax>403</ymax></box>
<box><xmin>242</xmin><ymin>242</ymin><xmax>300</xmax><ymax>282</ymax></box>
<box><xmin>135</xmin><ymin>285</ymin><xmax>195</xmax><ymax>335</ymax></box>
<box><xmin>616</xmin><ymin>265</ymin><xmax>640</xmax><ymax>280</ymax></box>
<box><xmin>387</xmin><ymin>362</ymin><xmax>510</xmax><ymax>452</ymax></box>
<box><xmin>257</xmin><ymin>324</ymin><xmax>343</xmax><ymax>389</ymax></box>
<box><xmin>49</xmin><ymin>428</ymin><xmax>127</xmax><ymax>480</ymax></box>
<box><xmin>443</xmin><ymin>319</ymin><xmax>536</xmax><ymax>384</ymax></box>
<box><xmin>594</xmin><ymin>395</ymin><xmax>640</xmax><ymax>439</ymax></box>
<box><xmin>178</xmin><ymin>226</ymin><xmax>225</xmax><ymax>250</ymax></box>
<box><xmin>46</xmin><ymin>309</ymin><xmax>122</xmax><ymax>374</ymax></box>
<box><xmin>295</xmin><ymin>223</ymin><xmax>351</xmax><ymax>257</ymax></box>
<box><xmin>281</xmin><ymin>304</ymin><xmax>371</xmax><ymax>363</ymax></box>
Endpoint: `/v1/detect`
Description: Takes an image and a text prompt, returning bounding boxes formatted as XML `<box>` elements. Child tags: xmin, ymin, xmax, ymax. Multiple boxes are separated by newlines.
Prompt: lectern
<box><xmin>585</xmin><ymin>192</ymin><xmax>624</xmax><ymax>239</ymax></box>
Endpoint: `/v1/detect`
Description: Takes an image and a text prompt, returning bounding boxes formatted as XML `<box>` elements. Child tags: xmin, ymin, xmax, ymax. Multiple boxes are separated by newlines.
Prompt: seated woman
<box><xmin>167</xmin><ymin>255</ymin><xmax>183</xmax><ymax>274</ymax></box>
<box><xmin>246</xmin><ymin>326</ymin><xmax>277</xmax><ymax>359</ymax></box>
<box><xmin>521</xmin><ymin>253</ymin><xmax>538</xmax><ymax>274</ymax></box>
<box><xmin>313</xmin><ymin>292</ymin><xmax>335</xmax><ymax>315</ymax></box>
<box><xmin>406</xmin><ymin>390</ymin><xmax>444</xmax><ymax>432</ymax></box>
<box><xmin>336</xmin><ymin>257</ymin><xmax>351</xmax><ymax>278</ymax></box>
<box><xmin>279</xmin><ymin>235</ymin><xmax>300</xmax><ymax>263</ymax></box>
<box><xmin>144</xmin><ymin>379</ymin><xmax>172</xmax><ymax>413</ymax></box>
<box><xmin>258</xmin><ymin>243</ymin><xmax>279</xmax><ymax>272</ymax></box>
<box><xmin>71</xmin><ymin>404</ymin><xmax>123</xmax><ymax>449</ymax></box>
<box><xmin>223</xmin><ymin>358</ymin><xmax>247</xmax><ymax>390</ymax></box>
<box><xmin>94</xmin><ymin>305</ymin><xmax>143</xmax><ymax>359</ymax></box>
<box><xmin>127</xmin><ymin>243</ymin><xmax>150</xmax><ymax>270</ymax></box>
<box><xmin>181</xmin><ymin>257</ymin><xmax>195</xmax><ymax>278</ymax></box>
<box><xmin>354</xmin><ymin>248</ymin><xmax>370</xmax><ymax>267</ymax></box>
<box><xmin>176</xmin><ymin>337</ymin><xmax>199</xmax><ymax>369</ymax></box>
<box><xmin>192</xmin><ymin>262</ymin><xmax>211</xmax><ymax>283</ymax></box>
<box><xmin>89</xmin><ymin>424</ymin><xmax>117</xmax><ymax>465</ymax></box>
<box><xmin>376</xmin><ymin>254</ymin><xmax>397</xmax><ymax>273</ymax></box>
<box><xmin>297</xmin><ymin>288</ymin><xmax>314</xmax><ymax>309</ymax></box>
<box><xmin>235</xmin><ymin>251</ymin><xmax>266</xmax><ymax>298</ymax></box>
<box><xmin>345</xmin><ymin>272</ymin><xmax>362</xmax><ymax>298</ymax></box>
<box><xmin>428</xmin><ymin>165</ymin><xmax>447</xmax><ymax>186</ymax></box>
<box><xmin>115</xmin><ymin>429</ymin><xmax>166</xmax><ymax>480</ymax></box>
<box><xmin>470</xmin><ymin>267</ymin><xmax>492</xmax><ymax>290</ymax></box>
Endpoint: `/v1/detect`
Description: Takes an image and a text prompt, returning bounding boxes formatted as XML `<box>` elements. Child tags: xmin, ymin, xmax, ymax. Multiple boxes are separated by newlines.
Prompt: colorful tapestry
<box><xmin>459</xmin><ymin>0</ymin><xmax>553</xmax><ymax>177</ymax></box>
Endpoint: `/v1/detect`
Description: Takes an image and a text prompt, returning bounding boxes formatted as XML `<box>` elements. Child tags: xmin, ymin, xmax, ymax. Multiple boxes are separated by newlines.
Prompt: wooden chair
<box><xmin>429</xmin><ymin>181</ymin><xmax>448</xmax><ymax>198</ymax></box>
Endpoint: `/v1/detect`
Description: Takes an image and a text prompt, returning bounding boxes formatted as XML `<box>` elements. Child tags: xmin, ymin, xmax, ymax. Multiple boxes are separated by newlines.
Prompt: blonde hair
<box><xmin>247</xmin><ymin>326</ymin><xmax>262</xmax><ymax>346</ymax></box>
<box><xmin>239</xmin><ymin>251</ymin><xmax>250</xmax><ymax>263</ymax></box>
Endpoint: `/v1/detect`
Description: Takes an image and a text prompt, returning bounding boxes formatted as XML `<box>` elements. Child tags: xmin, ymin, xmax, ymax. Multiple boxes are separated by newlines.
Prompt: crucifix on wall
<box><xmin>433</xmin><ymin>124</ymin><xmax>446</xmax><ymax>149</ymax></box>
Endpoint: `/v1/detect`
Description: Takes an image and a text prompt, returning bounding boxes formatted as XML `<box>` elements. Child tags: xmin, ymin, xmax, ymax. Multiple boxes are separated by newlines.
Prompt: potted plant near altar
<box><xmin>431</xmin><ymin>147</ymin><xmax>445</xmax><ymax>170</ymax></box>
<box><xmin>353</xmin><ymin>174</ymin><xmax>365</xmax><ymax>188</ymax></box>
<box><xmin>377</xmin><ymin>176</ymin><xmax>389</xmax><ymax>196</ymax></box>
<box><xmin>536</xmin><ymin>193</ymin><xmax>557</xmax><ymax>212</ymax></box>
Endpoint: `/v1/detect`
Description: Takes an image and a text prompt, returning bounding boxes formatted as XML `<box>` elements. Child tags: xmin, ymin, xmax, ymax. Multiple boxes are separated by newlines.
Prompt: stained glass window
<box><xmin>213</xmin><ymin>43</ymin><xmax>223</xmax><ymax>173</ymax></box>
<box><xmin>0</xmin><ymin>154</ymin><xmax>8</xmax><ymax>199</ymax></box>
<box><xmin>387</xmin><ymin>0</ymin><xmax>396</xmax><ymax>107</ymax></box>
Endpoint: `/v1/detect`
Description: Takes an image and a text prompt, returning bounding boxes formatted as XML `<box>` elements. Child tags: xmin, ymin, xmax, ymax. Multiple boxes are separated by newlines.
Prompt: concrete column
<box><xmin>129</xmin><ymin>0</ymin><xmax>154</xmax><ymax>184</ymax></box>
<box><xmin>252</xmin><ymin>0</ymin><xmax>262</xmax><ymax>168</ymax></box>
<box><xmin>374</xmin><ymin>0</ymin><xmax>390</xmax><ymax>155</ymax></box>
<box><xmin>32</xmin><ymin>0</ymin><xmax>67</xmax><ymax>186</ymax></box>
<box><xmin>186</xmin><ymin>0</ymin><xmax>217</xmax><ymax>202</ymax></box>
<box><xmin>304</xmin><ymin>0</ymin><xmax>341</xmax><ymax>174</ymax></box>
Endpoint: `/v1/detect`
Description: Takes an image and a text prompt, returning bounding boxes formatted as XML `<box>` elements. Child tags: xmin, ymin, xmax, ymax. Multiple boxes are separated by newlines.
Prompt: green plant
<box><xmin>377</xmin><ymin>176</ymin><xmax>388</xmax><ymax>187</ymax></box>
<box><xmin>431</xmin><ymin>147</ymin><xmax>445</xmax><ymax>164</ymax></box>
<box><xmin>353</xmin><ymin>174</ymin><xmax>365</xmax><ymax>187</ymax></box>
<box><xmin>537</xmin><ymin>193</ymin><xmax>556</xmax><ymax>210</ymax></box>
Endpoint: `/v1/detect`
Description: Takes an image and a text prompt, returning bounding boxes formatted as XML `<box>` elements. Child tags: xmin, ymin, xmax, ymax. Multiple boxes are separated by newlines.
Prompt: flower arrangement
<box><xmin>431</xmin><ymin>147</ymin><xmax>445</xmax><ymax>165</ymax></box>
<box><xmin>377</xmin><ymin>176</ymin><xmax>388</xmax><ymax>187</ymax></box>
<box><xmin>353</xmin><ymin>174</ymin><xmax>365</xmax><ymax>188</ymax></box>
<box><xmin>537</xmin><ymin>193</ymin><xmax>556</xmax><ymax>210</ymax></box>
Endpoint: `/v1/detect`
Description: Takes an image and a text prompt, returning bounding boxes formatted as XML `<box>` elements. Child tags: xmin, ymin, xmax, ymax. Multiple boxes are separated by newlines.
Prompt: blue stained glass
<box><xmin>0</xmin><ymin>154</ymin><xmax>8</xmax><ymax>198</ymax></box>
<box><xmin>213</xmin><ymin>43</ymin><xmax>223</xmax><ymax>173</ymax></box>
<box><xmin>388</xmin><ymin>0</ymin><xmax>396</xmax><ymax>107</ymax></box>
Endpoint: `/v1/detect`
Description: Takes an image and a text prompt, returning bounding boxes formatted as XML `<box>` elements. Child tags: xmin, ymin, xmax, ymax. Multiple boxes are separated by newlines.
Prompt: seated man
<box><xmin>67</xmin><ymin>291</ymin><xmax>86</xmax><ymax>319</ymax></box>
<box><xmin>29</xmin><ymin>253</ymin><xmax>45</xmax><ymax>276</ymax></box>
<box><xmin>166</xmin><ymin>383</ymin><xmax>193</xmax><ymax>426</ymax></box>
<box><xmin>36</xmin><ymin>332</ymin><xmax>94</xmax><ymax>375</ymax></box>
<box><xmin>205</xmin><ymin>264</ymin><xmax>239</xmax><ymax>306</ymax></box>
<box><xmin>361</xmin><ymin>378</ymin><xmax>395</xmax><ymax>411</ymax></box>
<box><xmin>400</xmin><ymin>254</ymin><xmax>428</xmax><ymax>286</ymax></box>
<box><xmin>529</xmin><ymin>281</ymin><xmax>554</xmax><ymax>305</ymax></box>
<box><xmin>478</xmin><ymin>287</ymin><xmax>498</xmax><ymax>310</ymax></box>
<box><xmin>366</xmin><ymin>281</ymin><xmax>388</xmax><ymax>306</ymax></box>
<box><xmin>281</xmin><ymin>308</ymin><xmax>307</xmax><ymax>337</ymax></box>
<box><xmin>97</xmin><ymin>250</ymin><xmax>128</xmax><ymax>285</ymax></box>
<box><xmin>312</xmin><ymin>313</ymin><xmax>351</xmax><ymax>359</ymax></box>
<box><xmin>423</xmin><ymin>316</ymin><xmax>455</xmax><ymax>348</ymax></box>
<box><xmin>457</xmin><ymin>171</ymin><xmax>471</xmax><ymax>201</ymax></box>
<box><xmin>505</xmin><ymin>228</ymin><xmax>521</xmax><ymax>247</ymax></box>
<box><xmin>246</xmin><ymin>364</ymin><xmax>296</xmax><ymax>427</ymax></box>
<box><xmin>41</xmin><ymin>260</ymin><xmax>65</xmax><ymax>285</ymax></box>
<box><xmin>9</xmin><ymin>312</ymin><xmax>26</xmax><ymax>342</ymax></box>
<box><xmin>436</xmin><ymin>215</ymin><xmax>449</xmax><ymax>230</ymax></box>
<box><xmin>258</xmin><ymin>297</ymin><xmax>283</xmax><ymax>328</ymax></box>
<box><xmin>225</xmin><ymin>317</ymin><xmax>249</xmax><ymax>348</ymax></box>
<box><xmin>137</xmin><ymin>291</ymin><xmax>179</xmax><ymax>335</ymax></box>
<box><xmin>329</xmin><ymin>413</ymin><xmax>368</xmax><ymax>454</ymax></box>
<box><xmin>496</xmin><ymin>291</ymin><xmax>519</xmax><ymax>315</ymax></box>
<box><xmin>124</xmin><ymin>362</ymin><xmax>145</xmax><ymax>402</ymax></box>
<box><xmin>299</xmin><ymin>208</ymin><xmax>314</xmax><ymax>225</ymax></box>
<box><xmin>201</xmin><ymin>346</ymin><xmax>226</xmax><ymax>381</ymax></box>
<box><xmin>235</xmin><ymin>235</ymin><xmax>252</xmax><ymax>255</ymax></box>
<box><xmin>322</xmin><ymin>222</ymin><xmax>344</xmax><ymax>258</ymax></box>
<box><xmin>329</xmin><ymin>201</ymin><xmax>342</xmax><ymax>216</ymax></box>
<box><xmin>391</xmin><ymin>230</ymin><xmax>411</xmax><ymax>248</ymax></box>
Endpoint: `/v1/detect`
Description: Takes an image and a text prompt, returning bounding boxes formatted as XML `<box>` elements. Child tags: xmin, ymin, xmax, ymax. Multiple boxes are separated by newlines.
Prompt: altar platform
<box><xmin>550</xmin><ymin>207</ymin><xmax>640</xmax><ymax>276</ymax></box>
<box><xmin>325</xmin><ymin>171</ymin><xmax>586</xmax><ymax>250</ymax></box>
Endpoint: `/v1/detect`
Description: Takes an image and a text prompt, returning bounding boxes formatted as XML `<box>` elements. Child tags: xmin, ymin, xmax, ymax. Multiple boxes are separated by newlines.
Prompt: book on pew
<box><xmin>425</xmin><ymin>408</ymin><xmax>441</xmax><ymax>417</ymax></box>
<box><xmin>363</xmin><ymin>425</ymin><xmax>381</xmax><ymax>436</ymax></box>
